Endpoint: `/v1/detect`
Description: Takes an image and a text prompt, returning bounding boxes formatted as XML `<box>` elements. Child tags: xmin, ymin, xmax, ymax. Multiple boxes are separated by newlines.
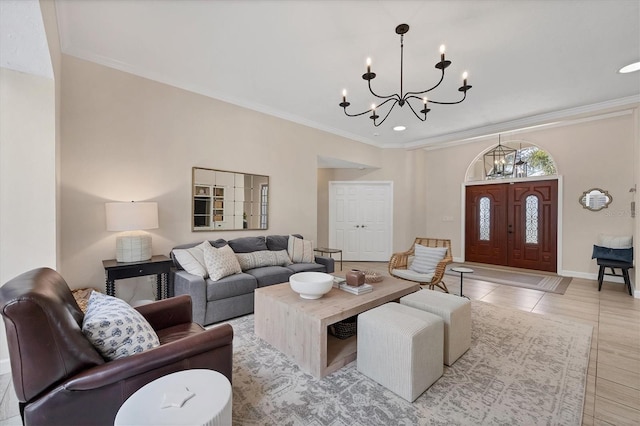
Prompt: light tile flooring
<box><xmin>0</xmin><ymin>262</ymin><xmax>638</xmax><ymax>425</ymax></box>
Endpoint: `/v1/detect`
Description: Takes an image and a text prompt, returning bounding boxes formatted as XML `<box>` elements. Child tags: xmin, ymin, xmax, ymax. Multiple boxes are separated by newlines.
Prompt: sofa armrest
<box><xmin>64</xmin><ymin>323</ymin><xmax>233</xmax><ymax>390</ymax></box>
<box><xmin>135</xmin><ymin>295</ymin><xmax>192</xmax><ymax>329</ymax></box>
<box><xmin>314</xmin><ymin>255</ymin><xmax>335</xmax><ymax>274</ymax></box>
<box><xmin>172</xmin><ymin>270</ymin><xmax>207</xmax><ymax>325</ymax></box>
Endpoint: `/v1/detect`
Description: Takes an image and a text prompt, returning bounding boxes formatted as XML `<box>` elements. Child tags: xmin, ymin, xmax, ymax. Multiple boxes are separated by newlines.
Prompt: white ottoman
<box><xmin>400</xmin><ymin>290</ymin><xmax>471</xmax><ymax>366</ymax></box>
<box><xmin>357</xmin><ymin>302</ymin><xmax>443</xmax><ymax>402</ymax></box>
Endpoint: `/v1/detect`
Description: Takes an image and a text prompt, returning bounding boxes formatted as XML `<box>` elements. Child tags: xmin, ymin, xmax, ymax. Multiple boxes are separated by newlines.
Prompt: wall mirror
<box><xmin>579</xmin><ymin>188</ymin><xmax>612</xmax><ymax>211</ymax></box>
<box><xmin>192</xmin><ymin>167</ymin><xmax>269</xmax><ymax>231</ymax></box>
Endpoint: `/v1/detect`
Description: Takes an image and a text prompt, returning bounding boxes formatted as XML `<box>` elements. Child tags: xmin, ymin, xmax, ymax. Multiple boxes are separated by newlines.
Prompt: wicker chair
<box><xmin>389</xmin><ymin>238</ymin><xmax>452</xmax><ymax>292</ymax></box>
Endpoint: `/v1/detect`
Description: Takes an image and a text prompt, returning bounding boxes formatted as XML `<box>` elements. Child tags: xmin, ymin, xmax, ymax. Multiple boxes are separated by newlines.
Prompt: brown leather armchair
<box><xmin>0</xmin><ymin>268</ymin><xmax>234</xmax><ymax>426</ymax></box>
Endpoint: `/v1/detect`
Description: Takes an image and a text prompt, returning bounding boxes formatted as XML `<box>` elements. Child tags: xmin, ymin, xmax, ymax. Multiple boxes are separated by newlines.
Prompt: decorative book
<box><xmin>339</xmin><ymin>283</ymin><xmax>373</xmax><ymax>295</ymax></box>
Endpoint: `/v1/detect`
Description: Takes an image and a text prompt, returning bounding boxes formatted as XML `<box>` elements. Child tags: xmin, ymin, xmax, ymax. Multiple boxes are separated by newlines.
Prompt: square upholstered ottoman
<box><xmin>400</xmin><ymin>290</ymin><xmax>471</xmax><ymax>366</ymax></box>
<box><xmin>357</xmin><ymin>302</ymin><xmax>443</xmax><ymax>402</ymax></box>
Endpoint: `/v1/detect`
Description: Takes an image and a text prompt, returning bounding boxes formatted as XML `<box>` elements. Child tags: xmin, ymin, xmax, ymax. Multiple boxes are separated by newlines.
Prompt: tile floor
<box><xmin>0</xmin><ymin>261</ymin><xmax>638</xmax><ymax>426</ymax></box>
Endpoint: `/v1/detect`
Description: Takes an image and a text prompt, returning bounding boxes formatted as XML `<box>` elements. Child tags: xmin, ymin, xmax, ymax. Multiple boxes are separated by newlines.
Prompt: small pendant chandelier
<box><xmin>484</xmin><ymin>135</ymin><xmax>516</xmax><ymax>178</ymax></box>
<box><xmin>339</xmin><ymin>23</ymin><xmax>472</xmax><ymax>127</ymax></box>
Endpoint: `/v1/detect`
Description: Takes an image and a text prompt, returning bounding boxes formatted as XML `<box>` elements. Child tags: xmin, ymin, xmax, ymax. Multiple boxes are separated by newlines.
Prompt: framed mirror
<box><xmin>192</xmin><ymin>167</ymin><xmax>269</xmax><ymax>231</ymax></box>
<box><xmin>579</xmin><ymin>188</ymin><xmax>612</xmax><ymax>211</ymax></box>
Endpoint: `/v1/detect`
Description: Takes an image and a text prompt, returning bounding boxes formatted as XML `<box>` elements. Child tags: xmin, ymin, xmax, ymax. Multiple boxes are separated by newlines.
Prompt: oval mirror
<box><xmin>579</xmin><ymin>188</ymin><xmax>612</xmax><ymax>211</ymax></box>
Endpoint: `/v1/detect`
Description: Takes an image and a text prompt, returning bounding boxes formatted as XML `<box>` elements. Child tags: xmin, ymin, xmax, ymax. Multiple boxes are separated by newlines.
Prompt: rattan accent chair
<box><xmin>389</xmin><ymin>238</ymin><xmax>452</xmax><ymax>292</ymax></box>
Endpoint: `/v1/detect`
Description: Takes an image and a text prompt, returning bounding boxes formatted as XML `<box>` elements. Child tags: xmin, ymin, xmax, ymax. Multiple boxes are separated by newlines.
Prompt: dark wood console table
<box><xmin>102</xmin><ymin>255</ymin><xmax>172</xmax><ymax>300</ymax></box>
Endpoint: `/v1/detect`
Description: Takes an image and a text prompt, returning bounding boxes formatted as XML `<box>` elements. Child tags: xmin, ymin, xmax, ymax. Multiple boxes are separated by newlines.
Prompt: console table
<box><xmin>102</xmin><ymin>255</ymin><xmax>172</xmax><ymax>300</ymax></box>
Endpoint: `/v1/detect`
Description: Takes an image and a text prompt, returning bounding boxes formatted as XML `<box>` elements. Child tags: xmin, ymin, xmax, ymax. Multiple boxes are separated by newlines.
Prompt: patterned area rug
<box><xmin>445</xmin><ymin>265</ymin><xmax>573</xmax><ymax>294</ymax></box>
<box><xmin>228</xmin><ymin>301</ymin><xmax>591</xmax><ymax>425</ymax></box>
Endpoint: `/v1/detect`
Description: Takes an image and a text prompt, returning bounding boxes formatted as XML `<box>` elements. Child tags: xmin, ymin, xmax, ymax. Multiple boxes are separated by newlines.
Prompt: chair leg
<box><xmin>431</xmin><ymin>280</ymin><xmax>449</xmax><ymax>293</ymax></box>
<box><xmin>597</xmin><ymin>265</ymin><xmax>605</xmax><ymax>291</ymax></box>
<box><xmin>622</xmin><ymin>268</ymin><xmax>632</xmax><ymax>296</ymax></box>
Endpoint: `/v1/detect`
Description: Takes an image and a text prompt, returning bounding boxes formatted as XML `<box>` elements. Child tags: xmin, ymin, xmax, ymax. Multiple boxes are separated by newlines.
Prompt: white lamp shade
<box><xmin>106</xmin><ymin>202</ymin><xmax>159</xmax><ymax>231</ymax></box>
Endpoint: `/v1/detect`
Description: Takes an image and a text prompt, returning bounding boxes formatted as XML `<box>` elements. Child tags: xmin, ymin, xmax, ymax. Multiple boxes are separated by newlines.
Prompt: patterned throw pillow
<box><xmin>82</xmin><ymin>291</ymin><xmax>160</xmax><ymax>361</ymax></box>
<box><xmin>409</xmin><ymin>244</ymin><xmax>448</xmax><ymax>274</ymax></box>
<box><xmin>203</xmin><ymin>244</ymin><xmax>242</xmax><ymax>281</ymax></box>
<box><xmin>287</xmin><ymin>235</ymin><xmax>314</xmax><ymax>263</ymax></box>
<box><xmin>236</xmin><ymin>250</ymin><xmax>292</xmax><ymax>271</ymax></box>
<box><xmin>173</xmin><ymin>241</ymin><xmax>211</xmax><ymax>277</ymax></box>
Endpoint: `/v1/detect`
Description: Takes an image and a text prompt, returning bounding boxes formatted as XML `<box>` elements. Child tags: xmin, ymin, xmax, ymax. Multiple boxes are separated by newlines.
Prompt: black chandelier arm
<box><xmin>404</xmin><ymin>98</ymin><xmax>428</xmax><ymax>122</ymax></box>
<box><xmin>403</xmin><ymin>69</ymin><xmax>446</xmax><ymax>99</ymax></box>
<box><xmin>341</xmin><ymin>107</ymin><xmax>374</xmax><ymax>118</ymax></box>
<box><xmin>372</xmin><ymin>99</ymin><xmax>399</xmax><ymax>127</ymax></box>
<box><xmin>367</xmin><ymin>79</ymin><xmax>401</xmax><ymax>102</ymax></box>
<box><xmin>342</xmin><ymin>97</ymin><xmax>397</xmax><ymax>118</ymax></box>
<box><xmin>422</xmin><ymin>90</ymin><xmax>468</xmax><ymax>106</ymax></box>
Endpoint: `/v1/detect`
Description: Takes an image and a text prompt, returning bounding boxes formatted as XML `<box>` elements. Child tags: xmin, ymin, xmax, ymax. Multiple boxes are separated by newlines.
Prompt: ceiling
<box><xmin>53</xmin><ymin>0</ymin><xmax>640</xmax><ymax>149</ymax></box>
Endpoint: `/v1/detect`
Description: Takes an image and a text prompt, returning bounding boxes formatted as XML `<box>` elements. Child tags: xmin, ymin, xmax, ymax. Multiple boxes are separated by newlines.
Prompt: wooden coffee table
<box><xmin>254</xmin><ymin>276</ymin><xmax>420</xmax><ymax>378</ymax></box>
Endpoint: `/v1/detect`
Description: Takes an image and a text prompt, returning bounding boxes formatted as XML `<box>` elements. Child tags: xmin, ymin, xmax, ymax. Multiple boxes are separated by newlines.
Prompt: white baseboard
<box><xmin>0</xmin><ymin>358</ymin><xmax>10</xmax><ymax>375</ymax></box>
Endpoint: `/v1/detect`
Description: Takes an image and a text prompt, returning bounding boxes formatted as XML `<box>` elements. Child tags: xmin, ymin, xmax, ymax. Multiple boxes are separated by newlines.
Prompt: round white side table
<box><xmin>114</xmin><ymin>369</ymin><xmax>232</xmax><ymax>426</ymax></box>
<box><xmin>450</xmin><ymin>267</ymin><xmax>474</xmax><ymax>299</ymax></box>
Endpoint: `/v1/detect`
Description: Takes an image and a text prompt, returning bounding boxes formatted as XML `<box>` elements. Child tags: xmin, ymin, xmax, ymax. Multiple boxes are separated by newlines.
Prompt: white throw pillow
<box><xmin>236</xmin><ymin>250</ymin><xmax>292</xmax><ymax>271</ymax></box>
<box><xmin>82</xmin><ymin>291</ymin><xmax>160</xmax><ymax>361</ymax></box>
<box><xmin>597</xmin><ymin>234</ymin><xmax>632</xmax><ymax>249</ymax></box>
<box><xmin>204</xmin><ymin>244</ymin><xmax>242</xmax><ymax>281</ymax></box>
<box><xmin>409</xmin><ymin>244</ymin><xmax>448</xmax><ymax>275</ymax></box>
<box><xmin>173</xmin><ymin>241</ymin><xmax>211</xmax><ymax>277</ymax></box>
<box><xmin>287</xmin><ymin>235</ymin><xmax>314</xmax><ymax>263</ymax></box>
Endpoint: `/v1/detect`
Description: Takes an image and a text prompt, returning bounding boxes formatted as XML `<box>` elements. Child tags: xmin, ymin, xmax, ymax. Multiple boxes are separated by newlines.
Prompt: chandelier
<box><xmin>483</xmin><ymin>135</ymin><xmax>517</xmax><ymax>178</ymax></box>
<box><xmin>339</xmin><ymin>23</ymin><xmax>472</xmax><ymax>127</ymax></box>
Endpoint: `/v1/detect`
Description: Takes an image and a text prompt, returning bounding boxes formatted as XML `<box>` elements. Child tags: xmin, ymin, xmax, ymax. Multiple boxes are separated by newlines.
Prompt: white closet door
<box><xmin>329</xmin><ymin>182</ymin><xmax>392</xmax><ymax>261</ymax></box>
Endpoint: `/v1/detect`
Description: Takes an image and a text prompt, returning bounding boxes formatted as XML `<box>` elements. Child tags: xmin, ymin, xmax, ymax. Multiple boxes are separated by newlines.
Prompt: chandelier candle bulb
<box><xmin>366</xmin><ymin>57</ymin><xmax>371</xmax><ymax>73</ymax></box>
<box><xmin>440</xmin><ymin>44</ymin><xmax>446</xmax><ymax>62</ymax></box>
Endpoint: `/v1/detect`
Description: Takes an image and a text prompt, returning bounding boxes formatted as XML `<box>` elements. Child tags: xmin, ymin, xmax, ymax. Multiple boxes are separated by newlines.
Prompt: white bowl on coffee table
<box><xmin>289</xmin><ymin>272</ymin><xmax>334</xmax><ymax>299</ymax></box>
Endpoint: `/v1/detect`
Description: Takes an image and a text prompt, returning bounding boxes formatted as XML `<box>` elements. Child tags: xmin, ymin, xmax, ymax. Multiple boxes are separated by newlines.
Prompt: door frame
<box><xmin>460</xmin><ymin>175</ymin><xmax>563</xmax><ymax>273</ymax></box>
<box><xmin>328</xmin><ymin>181</ymin><xmax>394</xmax><ymax>261</ymax></box>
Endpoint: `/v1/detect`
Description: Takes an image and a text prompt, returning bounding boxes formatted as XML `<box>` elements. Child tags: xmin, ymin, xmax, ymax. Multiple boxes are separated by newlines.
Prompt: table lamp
<box><xmin>106</xmin><ymin>201</ymin><xmax>159</xmax><ymax>262</ymax></box>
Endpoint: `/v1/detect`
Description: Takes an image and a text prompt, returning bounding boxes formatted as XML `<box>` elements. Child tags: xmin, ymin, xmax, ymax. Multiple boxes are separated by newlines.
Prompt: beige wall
<box><xmin>60</xmin><ymin>55</ymin><xmax>412</xmax><ymax>295</ymax></box>
<box><xmin>0</xmin><ymin>68</ymin><xmax>57</xmax><ymax>366</ymax></box>
<box><xmin>318</xmin><ymin>148</ymin><xmax>428</xmax><ymax>252</ymax></box>
<box><xmin>424</xmin><ymin>110</ymin><xmax>638</xmax><ymax>278</ymax></box>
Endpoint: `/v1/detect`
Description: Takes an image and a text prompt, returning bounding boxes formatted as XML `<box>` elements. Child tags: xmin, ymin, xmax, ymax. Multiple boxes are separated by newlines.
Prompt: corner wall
<box><xmin>0</xmin><ymin>68</ymin><xmax>57</xmax><ymax>368</ymax></box>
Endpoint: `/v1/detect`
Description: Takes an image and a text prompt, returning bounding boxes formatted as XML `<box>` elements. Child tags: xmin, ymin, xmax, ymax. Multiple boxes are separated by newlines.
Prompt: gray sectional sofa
<box><xmin>170</xmin><ymin>234</ymin><xmax>334</xmax><ymax>325</ymax></box>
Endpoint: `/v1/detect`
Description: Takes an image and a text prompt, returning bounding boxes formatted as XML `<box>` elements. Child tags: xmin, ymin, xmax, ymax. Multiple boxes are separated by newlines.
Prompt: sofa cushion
<box><xmin>206</xmin><ymin>273</ymin><xmax>258</xmax><ymax>301</ymax></box>
<box><xmin>204</xmin><ymin>244</ymin><xmax>242</xmax><ymax>281</ymax></box>
<box><xmin>172</xmin><ymin>241</ymin><xmax>211</xmax><ymax>277</ymax></box>
<box><xmin>266</xmin><ymin>235</ymin><xmax>289</xmax><ymax>251</ymax></box>
<box><xmin>286</xmin><ymin>262</ymin><xmax>326</xmax><ymax>273</ymax></box>
<box><xmin>246</xmin><ymin>266</ymin><xmax>293</xmax><ymax>287</ymax></box>
<box><xmin>288</xmin><ymin>235</ymin><xmax>314</xmax><ymax>263</ymax></box>
<box><xmin>236</xmin><ymin>250</ymin><xmax>292</xmax><ymax>271</ymax></box>
<box><xmin>82</xmin><ymin>291</ymin><xmax>160</xmax><ymax>361</ymax></box>
<box><xmin>409</xmin><ymin>244</ymin><xmax>447</xmax><ymax>274</ymax></box>
<box><xmin>227</xmin><ymin>236</ymin><xmax>268</xmax><ymax>253</ymax></box>
<box><xmin>171</xmin><ymin>239</ymin><xmax>227</xmax><ymax>269</ymax></box>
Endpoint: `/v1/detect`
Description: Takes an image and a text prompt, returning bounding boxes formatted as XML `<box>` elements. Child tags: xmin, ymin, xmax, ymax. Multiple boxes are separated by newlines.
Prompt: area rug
<box><xmin>228</xmin><ymin>301</ymin><xmax>592</xmax><ymax>425</ymax></box>
<box><xmin>445</xmin><ymin>264</ymin><xmax>572</xmax><ymax>294</ymax></box>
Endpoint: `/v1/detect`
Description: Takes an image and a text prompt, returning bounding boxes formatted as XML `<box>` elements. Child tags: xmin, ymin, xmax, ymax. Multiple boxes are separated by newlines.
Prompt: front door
<box><xmin>465</xmin><ymin>180</ymin><xmax>558</xmax><ymax>272</ymax></box>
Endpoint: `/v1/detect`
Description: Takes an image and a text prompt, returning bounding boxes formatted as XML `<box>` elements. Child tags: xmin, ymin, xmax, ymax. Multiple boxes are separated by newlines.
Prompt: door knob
<box><xmin>361</xmin><ymin>225</ymin><xmax>367</xmax><ymax>228</ymax></box>
<box><xmin>355</xmin><ymin>225</ymin><xmax>360</xmax><ymax>228</ymax></box>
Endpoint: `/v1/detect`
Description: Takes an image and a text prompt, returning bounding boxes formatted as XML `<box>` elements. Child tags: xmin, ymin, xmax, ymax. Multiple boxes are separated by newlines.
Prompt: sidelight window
<box><xmin>479</xmin><ymin>197</ymin><xmax>490</xmax><ymax>241</ymax></box>
<box><xmin>525</xmin><ymin>195</ymin><xmax>539</xmax><ymax>244</ymax></box>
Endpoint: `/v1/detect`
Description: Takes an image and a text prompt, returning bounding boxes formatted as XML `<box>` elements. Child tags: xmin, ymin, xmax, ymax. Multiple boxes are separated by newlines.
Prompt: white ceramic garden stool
<box><xmin>400</xmin><ymin>290</ymin><xmax>471</xmax><ymax>366</ymax></box>
<box><xmin>357</xmin><ymin>302</ymin><xmax>443</xmax><ymax>402</ymax></box>
<box><xmin>114</xmin><ymin>369</ymin><xmax>232</xmax><ymax>426</ymax></box>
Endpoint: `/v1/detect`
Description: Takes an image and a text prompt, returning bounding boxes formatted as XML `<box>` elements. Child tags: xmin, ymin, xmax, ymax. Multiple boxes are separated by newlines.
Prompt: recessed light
<box><xmin>619</xmin><ymin>61</ymin><xmax>640</xmax><ymax>74</ymax></box>
<box><xmin>393</xmin><ymin>125</ymin><xmax>406</xmax><ymax>132</ymax></box>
